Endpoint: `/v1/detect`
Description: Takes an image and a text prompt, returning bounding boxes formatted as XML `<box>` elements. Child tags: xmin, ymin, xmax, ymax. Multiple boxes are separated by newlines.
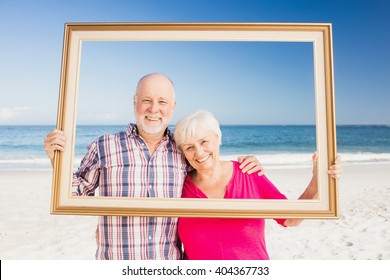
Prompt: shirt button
<box><xmin>149</xmin><ymin>185</ymin><xmax>152</xmax><ymax>188</ymax></box>
<box><xmin>148</xmin><ymin>236</ymin><xmax>152</xmax><ymax>240</ymax></box>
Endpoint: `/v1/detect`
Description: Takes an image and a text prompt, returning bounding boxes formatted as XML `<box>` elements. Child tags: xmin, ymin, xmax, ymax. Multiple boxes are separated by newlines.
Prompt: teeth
<box><xmin>146</xmin><ymin>116</ymin><xmax>160</xmax><ymax>121</ymax></box>
<box><xmin>197</xmin><ymin>155</ymin><xmax>210</xmax><ymax>163</ymax></box>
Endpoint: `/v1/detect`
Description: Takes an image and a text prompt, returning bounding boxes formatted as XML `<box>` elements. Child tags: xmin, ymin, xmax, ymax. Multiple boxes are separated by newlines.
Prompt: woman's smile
<box><xmin>196</xmin><ymin>154</ymin><xmax>211</xmax><ymax>163</ymax></box>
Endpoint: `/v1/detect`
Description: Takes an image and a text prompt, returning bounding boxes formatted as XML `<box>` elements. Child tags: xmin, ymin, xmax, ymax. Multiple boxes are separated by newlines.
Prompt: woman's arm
<box><xmin>283</xmin><ymin>152</ymin><xmax>342</xmax><ymax>227</ymax></box>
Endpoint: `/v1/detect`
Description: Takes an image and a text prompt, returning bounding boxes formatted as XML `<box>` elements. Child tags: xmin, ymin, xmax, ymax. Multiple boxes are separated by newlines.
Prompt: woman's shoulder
<box><xmin>181</xmin><ymin>172</ymin><xmax>200</xmax><ymax>198</ymax></box>
<box><xmin>230</xmin><ymin>160</ymin><xmax>262</xmax><ymax>179</ymax></box>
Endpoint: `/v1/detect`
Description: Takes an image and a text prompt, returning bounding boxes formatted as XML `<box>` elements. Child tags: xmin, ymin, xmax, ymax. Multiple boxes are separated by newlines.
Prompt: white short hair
<box><xmin>174</xmin><ymin>110</ymin><xmax>222</xmax><ymax>151</ymax></box>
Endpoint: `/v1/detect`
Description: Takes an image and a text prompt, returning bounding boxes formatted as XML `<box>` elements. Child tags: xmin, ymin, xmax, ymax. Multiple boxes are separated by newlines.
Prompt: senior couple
<box><xmin>44</xmin><ymin>73</ymin><xmax>341</xmax><ymax>260</ymax></box>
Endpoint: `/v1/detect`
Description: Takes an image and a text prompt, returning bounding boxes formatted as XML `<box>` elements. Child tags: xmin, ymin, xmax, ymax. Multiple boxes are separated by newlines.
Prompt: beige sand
<box><xmin>0</xmin><ymin>162</ymin><xmax>389</xmax><ymax>259</ymax></box>
<box><xmin>266</xmin><ymin>163</ymin><xmax>390</xmax><ymax>259</ymax></box>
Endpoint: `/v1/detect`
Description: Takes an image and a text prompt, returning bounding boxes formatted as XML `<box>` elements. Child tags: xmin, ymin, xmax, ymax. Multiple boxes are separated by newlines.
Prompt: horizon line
<box><xmin>1</xmin><ymin>123</ymin><xmax>390</xmax><ymax>126</ymax></box>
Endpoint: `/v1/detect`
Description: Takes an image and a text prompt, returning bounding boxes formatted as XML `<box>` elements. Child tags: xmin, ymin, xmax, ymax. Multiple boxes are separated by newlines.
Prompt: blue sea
<box><xmin>0</xmin><ymin>125</ymin><xmax>390</xmax><ymax>170</ymax></box>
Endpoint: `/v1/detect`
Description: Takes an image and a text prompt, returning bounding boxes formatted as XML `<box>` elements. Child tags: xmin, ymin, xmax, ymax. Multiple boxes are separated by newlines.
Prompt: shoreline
<box><xmin>0</xmin><ymin>162</ymin><xmax>389</xmax><ymax>259</ymax></box>
<box><xmin>2</xmin><ymin>151</ymin><xmax>390</xmax><ymax>171</ymax></box>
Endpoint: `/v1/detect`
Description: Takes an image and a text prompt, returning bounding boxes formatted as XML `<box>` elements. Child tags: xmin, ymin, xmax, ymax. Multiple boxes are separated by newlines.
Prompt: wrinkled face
<box><xmin>181</xmin><ymin>129</ymin><xmax>220</xmax><ymax>172</ymax></box>
<box><xmin>134</xmin><ymin>75</ymin><xmax>176</xmax><ymax>137</ymax></box>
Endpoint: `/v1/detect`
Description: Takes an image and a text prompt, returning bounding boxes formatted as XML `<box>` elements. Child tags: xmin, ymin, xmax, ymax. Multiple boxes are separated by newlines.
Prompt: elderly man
<box><xmin>44</xmin><ymin>73</ymin><xmax>261</xmax><ymax>260</ymax></box>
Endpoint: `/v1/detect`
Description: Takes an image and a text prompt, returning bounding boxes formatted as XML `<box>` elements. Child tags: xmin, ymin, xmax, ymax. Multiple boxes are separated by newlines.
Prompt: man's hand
<box><xmin>237</xmin><ymin>155</ymin><xmax>264</xmax><ymax>176</ymax></box>
<box><xmin>44</xmin><ymin>129</ymin><xmax>66</xmax><ymax>167</ymax></box>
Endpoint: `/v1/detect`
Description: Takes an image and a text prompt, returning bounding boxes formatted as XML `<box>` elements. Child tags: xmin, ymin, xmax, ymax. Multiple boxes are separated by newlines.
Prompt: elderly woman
<box><xmin>173</xmin><ymin>110</ymin><xmax>341</xmax><ymax>260</ymax></box>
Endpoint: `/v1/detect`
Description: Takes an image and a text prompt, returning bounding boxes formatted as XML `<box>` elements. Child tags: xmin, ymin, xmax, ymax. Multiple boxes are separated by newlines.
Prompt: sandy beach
<box><xmin>265</xmin><ymin>163</ymin><xmax>390</xmax><ymax>260</ymax></box>
<box><xmin>0</xmin><ymin>162</ymin><xmax>389</xmax><ymax>260</ymax></box>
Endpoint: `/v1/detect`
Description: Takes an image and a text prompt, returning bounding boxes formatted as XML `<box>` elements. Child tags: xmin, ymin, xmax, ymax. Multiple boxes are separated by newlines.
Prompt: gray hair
<box><xmin>174</xmin><ymin>110</ymin><xmax>222</xmax><ymax>151</ymax></box>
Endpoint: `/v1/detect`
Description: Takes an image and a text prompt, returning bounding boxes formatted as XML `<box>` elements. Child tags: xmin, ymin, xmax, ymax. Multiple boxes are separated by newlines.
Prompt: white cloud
<box><xmin>0</xmin><ymin>107</ymin><xmax>56</xmax><ymax>125</ymax></box>
<box><xmin>0</xmin><ymin>107</ymin><xmax>29</xmax><ymax>120</ymax></box>
<box><xmin>0</xmin><ymin>107</ymin><xmax>130</xmax><ymax>125</ymax></box>
<box><xmin>77</xmin><ymin>111</ymin><xmax>125</xmax><ymax>124</ymax></box>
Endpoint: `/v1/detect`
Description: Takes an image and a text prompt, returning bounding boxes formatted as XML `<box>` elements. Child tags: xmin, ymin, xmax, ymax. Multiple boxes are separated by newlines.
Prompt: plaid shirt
<box><xmin>72</xmin><ymin>124</ymin><xmax>187</xmax><ymax>259</ymax></box>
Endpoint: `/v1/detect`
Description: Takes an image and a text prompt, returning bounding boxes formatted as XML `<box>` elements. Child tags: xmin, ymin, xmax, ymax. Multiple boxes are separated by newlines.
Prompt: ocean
<box><xmin>0</xmin><ymin>125</ymin><xmax>390</xmax><ymax>170</ymax></box>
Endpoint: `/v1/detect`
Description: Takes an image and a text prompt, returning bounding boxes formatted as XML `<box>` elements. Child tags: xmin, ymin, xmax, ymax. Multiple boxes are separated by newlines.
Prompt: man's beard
<box><xmin>136</xmin><ymin>114</ymin><xmax>169</xmax><ymax>136</ymax></box>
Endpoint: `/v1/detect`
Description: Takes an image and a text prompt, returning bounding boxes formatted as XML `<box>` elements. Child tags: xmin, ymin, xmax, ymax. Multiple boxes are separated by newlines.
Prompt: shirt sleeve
<box><xmin>257</xmin><ymin>175</ymin><xmax>287</xmax><ymax>200</ymax></box>
<box><xmin>72</xmin><ymin>140</ymin><xmax>101</xmax><ymax>196</ymax></box>
<box><xmin>254</xmin><ymin>174</ymin><xmax>288</xmax><ymax>227</ymax></box>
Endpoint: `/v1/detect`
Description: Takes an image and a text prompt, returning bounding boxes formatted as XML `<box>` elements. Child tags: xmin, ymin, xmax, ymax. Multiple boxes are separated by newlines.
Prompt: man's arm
<box><xmin>44</xmin><ymin>129</ymin><xmax>100</xmax><ymax>196</ymax></box>
<box><xmin>237</xmin><ymin>155</ymin><xmax>264</xmax><ymax>176</ymax></box>
<box><xmin>71</xmin><ymin>140</ymin><xmax>101</xmax><ymax>196</ymax></box>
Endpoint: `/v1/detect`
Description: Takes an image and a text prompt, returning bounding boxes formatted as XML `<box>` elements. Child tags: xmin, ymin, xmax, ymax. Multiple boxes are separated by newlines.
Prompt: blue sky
<box><xmin>0</xmin><ymin>0</ymin><xmax>389</xmax><ymax>125</ymax></box>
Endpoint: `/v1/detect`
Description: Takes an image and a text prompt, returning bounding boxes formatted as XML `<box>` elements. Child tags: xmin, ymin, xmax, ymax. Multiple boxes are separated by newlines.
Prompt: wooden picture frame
<box><xmin>51</xmin><ymin>22</ymin><xmax>338</xmax><ymax>218</ymax></box>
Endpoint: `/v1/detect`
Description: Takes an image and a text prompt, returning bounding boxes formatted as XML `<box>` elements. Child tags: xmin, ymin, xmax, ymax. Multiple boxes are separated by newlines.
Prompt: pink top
<box><xmin>178</xmin><ymin>161</ymin><xmax>287</xmax><ymax>260</ymax></box>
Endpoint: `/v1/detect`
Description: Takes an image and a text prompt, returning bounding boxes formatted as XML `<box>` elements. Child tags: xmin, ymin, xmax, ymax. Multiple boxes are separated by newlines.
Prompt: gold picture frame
<box><xmin>51</xmin><ymin>22</ymin><xmax>338</xmax><ymax>218</ymax></box>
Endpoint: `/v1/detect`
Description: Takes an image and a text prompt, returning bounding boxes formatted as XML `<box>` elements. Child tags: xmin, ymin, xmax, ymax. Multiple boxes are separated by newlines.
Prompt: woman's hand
<box><xmin>328</xmin><ymin>155</ymin><xmax>342</xmax><ymax>179</ymax></box>
<box><xmin>312</xmin><ymin>151</ymin><xmax>342</xmax><ymax>179</ymax></box>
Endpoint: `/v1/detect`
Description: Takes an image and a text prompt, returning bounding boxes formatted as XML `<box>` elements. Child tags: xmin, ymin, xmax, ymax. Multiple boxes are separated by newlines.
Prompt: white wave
<box><xmin>1</xmin><ymin>153</ymin><xmax>390</xmax><ymax>171</ymax></box>
<box><xmin>337</xmin><ymin>152</ymin><xmax>390</xmax><ymax>163</ymax></box>
<box><xmin>221</xmin><ymin>152</ymin><xmax>390</xmax><ymax>169</ymax></box>
<box><xmin>0</xmin><ymin>158</ymin><xmax>50</xmax><ymax>164</ymax></box>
